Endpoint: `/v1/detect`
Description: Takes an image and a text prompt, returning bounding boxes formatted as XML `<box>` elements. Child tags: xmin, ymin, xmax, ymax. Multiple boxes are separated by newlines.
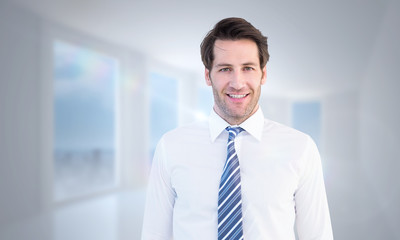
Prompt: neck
<box><xmin>214</xmin><ymin>105</ymin><xmax>259</xmax><ymax>126</ymax></box>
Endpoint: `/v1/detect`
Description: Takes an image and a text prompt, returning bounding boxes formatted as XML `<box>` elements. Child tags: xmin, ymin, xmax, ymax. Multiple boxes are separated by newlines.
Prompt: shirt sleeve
<box><xmin>295</xmin><ymin>136</ymin><xmax>334</xmax><ymax>240</ymax></box>
<box><xmin>141</xmin><ymin>137</ymin><xmax>175</xmax><ymax>240</ymax></box>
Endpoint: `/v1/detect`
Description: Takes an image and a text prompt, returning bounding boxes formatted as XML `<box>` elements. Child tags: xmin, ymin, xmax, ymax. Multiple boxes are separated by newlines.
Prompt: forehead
<box><xmin>213</xmin><ymin>39</ymin><xmax>259</xmax><ymax>65</ymax></box>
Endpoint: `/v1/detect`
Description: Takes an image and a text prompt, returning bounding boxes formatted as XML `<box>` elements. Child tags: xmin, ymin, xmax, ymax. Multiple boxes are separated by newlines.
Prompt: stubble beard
<box><xmin>211</xmin><ymin>83</ymin><xmax>261</xmax><ymax>125</ymax></box>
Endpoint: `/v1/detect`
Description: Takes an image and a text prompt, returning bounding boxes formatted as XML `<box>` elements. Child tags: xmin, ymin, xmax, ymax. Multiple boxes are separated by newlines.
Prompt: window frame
<box><xmin>41</xmin><ymin>22</ymin><xmax>124</xmax><ymax>205</ymax></box>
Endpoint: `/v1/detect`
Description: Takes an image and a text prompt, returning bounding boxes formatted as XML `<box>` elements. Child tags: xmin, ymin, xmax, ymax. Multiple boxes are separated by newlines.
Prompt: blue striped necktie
<box><xmin>218</xmin><ymin>126</ymin><xmax>245</xmax><ymax>240</ymax></box>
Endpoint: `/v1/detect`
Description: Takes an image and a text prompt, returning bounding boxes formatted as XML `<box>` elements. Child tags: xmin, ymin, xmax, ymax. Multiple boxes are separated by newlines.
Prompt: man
<box><xmin>142</xmin><ymin>17</ymin><xmax>333</xmax><ymax>239</ymax></box>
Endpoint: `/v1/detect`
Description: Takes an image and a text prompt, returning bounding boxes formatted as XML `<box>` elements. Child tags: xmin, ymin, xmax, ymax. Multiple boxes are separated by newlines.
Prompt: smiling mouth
<box><xmin>228</xmin><ymin>94</ymin><xmax>248</xmax><ymax>99</ymax></box>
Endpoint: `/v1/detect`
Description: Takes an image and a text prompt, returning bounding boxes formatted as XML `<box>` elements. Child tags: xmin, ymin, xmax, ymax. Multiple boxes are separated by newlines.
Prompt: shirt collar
<box><xmin>209</xmin><ymin>107</ymin><xmax>264</xmax><ymax>142</ymax></box>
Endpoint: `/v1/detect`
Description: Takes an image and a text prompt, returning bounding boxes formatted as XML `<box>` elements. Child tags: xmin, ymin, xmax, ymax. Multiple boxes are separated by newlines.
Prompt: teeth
<box><xmin>229</xmin><ymin>94</ymin><xmax>247</xmax><ymax>99</ymax></box>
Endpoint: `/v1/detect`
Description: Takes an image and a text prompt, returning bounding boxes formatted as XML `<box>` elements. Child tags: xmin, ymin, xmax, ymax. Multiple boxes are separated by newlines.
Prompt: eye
<box><xmin>243</xmin><ymin>66</ymin><xmax>254</xmax><ymax>71</ymax></box>
<box><xmin>219</xmin><ymin>68</ymin><xmax>231</xmax><ymax>72</ymax></box>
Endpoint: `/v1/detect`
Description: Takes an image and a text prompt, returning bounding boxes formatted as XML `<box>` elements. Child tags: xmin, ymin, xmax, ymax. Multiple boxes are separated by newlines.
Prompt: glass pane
<box><xmin>196</xmin><ymin>87</ymin><xmax>213</xmax><ymax>121</ymax></box>
<box><xmin>292</xmin><ymin>101</ymin><xmax>321</xmax><ymax>146</ymax></box>
<box><xmin>53</xmin><ymin>40</ymin><xmax>118</xmax><ymax>201</ymax></box>
<box><xmin>149</xmin><ymin>72</ymin><xmax>178</xmax><ymax>158</ymax></box>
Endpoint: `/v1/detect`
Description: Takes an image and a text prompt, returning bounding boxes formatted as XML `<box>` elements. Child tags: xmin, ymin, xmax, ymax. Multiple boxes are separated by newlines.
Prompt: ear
<box><xmin>261</xmin><ymin>66</ymin><xmax>267</xmax><ymax>85</ymax></box>
<box><xmin>205</xmin><ymin>68</ymin><xmax>212</xmax><ymax>86</ymax></box>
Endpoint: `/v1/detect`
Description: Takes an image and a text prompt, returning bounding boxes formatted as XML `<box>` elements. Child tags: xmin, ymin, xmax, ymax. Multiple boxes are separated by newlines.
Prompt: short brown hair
<box><xmin>200</xmin><ymin>17</ymin><xmax>270</xmax><ymax>70</ymax></box>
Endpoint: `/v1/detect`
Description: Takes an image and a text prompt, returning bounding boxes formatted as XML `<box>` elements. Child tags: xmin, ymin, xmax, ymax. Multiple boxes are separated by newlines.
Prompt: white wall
<box><xmin>320</xmin><ymin>0</ymin><xmax>400</xmax><ymax>238</ymax></box>
<box><xmin>358</xmin><ymin>0</ymin><xmax>400</xmax><ymax>238</ymax></box>
<box><xmin>0</xmin><ymin>0</ymin><xmax>43</xmax><ymax>226</ymax></box>
<box><xmin>321</xmin><ymin>91</ymin><xmax>362</xmax><ymax>238</ymax></box>
<box><xmin>260</xmin><ymin>96</ymin><xmax>292</xmax><ymax>126</ymax></box>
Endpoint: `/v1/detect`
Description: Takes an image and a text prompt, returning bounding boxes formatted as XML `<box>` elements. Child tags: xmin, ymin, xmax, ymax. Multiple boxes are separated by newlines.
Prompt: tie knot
<box><xmin>226</xmin><ymin>126</ymin><xmax>244</xmax><ymax>141</ymax></box>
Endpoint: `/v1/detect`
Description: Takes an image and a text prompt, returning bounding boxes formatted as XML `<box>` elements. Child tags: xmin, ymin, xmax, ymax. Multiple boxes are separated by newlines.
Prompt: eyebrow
<box><xmin>214</xmin><ymin>63</ymin><xmax>233</xmax><ymax>68</ymax></box>
<box><xmin>214</xmin><ymin>62</ymin><xmax>258</xmax><ymax>68</ymax></box>
<box><xmin>242</xmin><ymin>62</ymin><xmax>258</xmax><ymax>66</ymax></box>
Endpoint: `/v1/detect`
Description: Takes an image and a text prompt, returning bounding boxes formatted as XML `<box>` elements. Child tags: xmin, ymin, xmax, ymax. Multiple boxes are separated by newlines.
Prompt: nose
<box><xmin>229</xmin><ymin>70</ymin><xmax>245</xmax><ymax>90</ymax></box>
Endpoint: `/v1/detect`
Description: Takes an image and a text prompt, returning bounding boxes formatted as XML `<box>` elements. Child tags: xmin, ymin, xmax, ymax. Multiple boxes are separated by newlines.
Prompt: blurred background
<box><xmin>0</xmin><ymin>0</ymin><xmax>399</xmax><ymax>239</ymax></box>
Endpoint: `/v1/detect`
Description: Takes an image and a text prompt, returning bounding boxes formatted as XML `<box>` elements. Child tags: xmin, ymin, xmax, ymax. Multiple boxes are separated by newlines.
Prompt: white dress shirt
<box><xmin>142</xmin><ymin>108</ymin><xmax>333</xmax><ymax>240</ymax></box>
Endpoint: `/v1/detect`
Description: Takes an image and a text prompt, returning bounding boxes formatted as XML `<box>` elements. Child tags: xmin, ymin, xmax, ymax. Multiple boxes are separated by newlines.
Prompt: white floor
<box><xmin>0</xmin><ymin>189</ymin><xmax>147</xmax><ymax>240</ymax></box>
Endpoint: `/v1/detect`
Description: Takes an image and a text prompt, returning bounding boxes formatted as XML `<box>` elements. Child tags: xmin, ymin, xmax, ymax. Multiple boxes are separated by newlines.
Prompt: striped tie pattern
<box><xmin>218</xmin><ymin>127</ymin><xmax>245</xmax><ymax>240</ymax></box>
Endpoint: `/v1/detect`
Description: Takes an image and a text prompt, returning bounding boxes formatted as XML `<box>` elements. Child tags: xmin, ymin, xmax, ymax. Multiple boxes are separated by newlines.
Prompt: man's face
<box><xmin>205</xmin><ymin>39</ymin><xmax>267</xmax><ymax>125</ymax></box>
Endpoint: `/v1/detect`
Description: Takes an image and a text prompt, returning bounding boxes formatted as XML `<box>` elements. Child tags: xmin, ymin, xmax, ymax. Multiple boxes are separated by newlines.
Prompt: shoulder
<box><xmin>262</xmin><ymin>118</ymin><xmax>315</xmax><ymax>151</ymax></box>
<box><xmin>155</xmin><ymin>121</ymin><xmax>211</xmax><ymax>163</ymax></box>
<box><xmin>160</xmin><ymin>120</ymin><xmax>210</xmax><ymax>144</ymax></box>
<box><xmin>262</xmin><ymin>119</ymin><xmax>320</xmax><ymax>173</ymax></box>
<box><xmin>264</xmin><ymin>119</ymin><xmax>309</xmax><ymax>139</ymax></box>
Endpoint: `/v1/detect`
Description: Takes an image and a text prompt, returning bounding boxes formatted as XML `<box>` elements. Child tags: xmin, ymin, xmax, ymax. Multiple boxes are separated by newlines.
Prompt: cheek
<box><xmin>211</xmin><ymin>83</ymin><xmax>224</xmax><ymax>95</ymax></box>
<box><xmin>210</xmin><ymin>76</ymin><xmax>228</xmax><ymax>91</ymax></box>
<box><xmin>250</xmin><ymin>76</ymin><xmax>264</xmax><ymax>88</ymax></box>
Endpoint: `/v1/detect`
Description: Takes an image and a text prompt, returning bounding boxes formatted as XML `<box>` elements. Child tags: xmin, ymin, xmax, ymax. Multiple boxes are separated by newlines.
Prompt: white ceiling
<box><xmin>13</xmin><ymin>0</ymin><xmax>390</xmax><ymax>98</ymax></box>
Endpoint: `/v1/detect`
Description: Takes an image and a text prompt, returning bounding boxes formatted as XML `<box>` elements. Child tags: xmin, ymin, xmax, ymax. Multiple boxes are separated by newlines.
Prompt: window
<box><xmin>196</xmin><ymin>87</ymin><xmax>214</xmax><ymax>121</ymax></box>
<box><xmin>149</xmin><ymin>72</ymin><xmax>178</xmax><ymax>159</ymax></box>
<box><xmin>292</xmin><ymin>101</ymin><xmax>321</xmax><ymax>146</ymax></box>
<box><xmin>53</xmin><ymin>40</ymin><xmax>118</xmax><ymax>201</ymax></box>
